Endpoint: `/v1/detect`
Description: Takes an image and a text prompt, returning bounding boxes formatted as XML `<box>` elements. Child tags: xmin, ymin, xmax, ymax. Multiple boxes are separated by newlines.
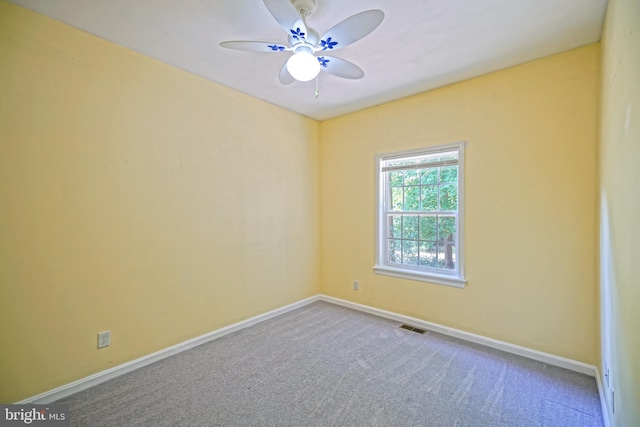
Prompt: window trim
<box><xmin>373</xmin><ymin>142</ymin><xmax>466</xmax><ymax>288</ymax></box>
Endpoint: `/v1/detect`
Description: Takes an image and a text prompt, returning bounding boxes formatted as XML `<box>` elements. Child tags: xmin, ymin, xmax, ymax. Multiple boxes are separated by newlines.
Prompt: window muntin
<box><xmin>375</xmin><ymin>143</ymin><xmax>465</xmax><ymax>287</ymax></box>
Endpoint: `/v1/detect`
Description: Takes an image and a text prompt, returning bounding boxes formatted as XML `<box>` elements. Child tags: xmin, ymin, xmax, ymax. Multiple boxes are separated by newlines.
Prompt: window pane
<box><xmin>421</xmin><ymin>168</ymin><xmax>438</xmax><ymax>185</ymax></box>
<box><xmin>448</xmin><ymin>244</ymin><xmax>457</xmax><ymax>270</ymax></box>
<box><xmin>388</xmin><ymin>239</ymin><xmax>402</xmax><ymax>263</ymax></box>
<box><xmin>437</xmin><ymin>241</ymin><xmax>456</xmax><ymax>270</ymax></box>
<box><xmin>402</xmin><ymin>215</ymin><xmax>419</xmax><ymax>239</ymax></box>
<box><xmin>419</xmin><ymin>242</ymin><xmax>437</xmax><ymax>267</ymax></box>
<box><xmin>404</xmin><ymin>169</ymin><xmax>420</xmax><ymax>186</ymax></box>
<box><xmin>390</xmin><ymin>170</ymin><xmax>404</xmax><ymax>186</ymax></box>
<box><xmin>388</xmin><ymin>215</ymin><xmax>402</xmax><ymax>238</ymax></box>
<box><xmin>438</xmin><ymin>216</ymin><xmax>456</xmax><ymax>241</ymax></box>
<box><xmin>439</xmin><ymin>184</ymin><xmax>457</xmax><ymax>210</ymax></box>
<box><xmin>421</xmin><ymin>185</ymin><xmax>438</xmax><ymax>211</ymax></box>
<box><xmin>391</xmin><ymin>187</ymin><xmax>403</xmax><ymax>211</ymax></box>
<box><xmin>404</xmin><ymin>186</ymin><xmax>420</xmax><ymax>210</ymax></box>
<box><xmin>440</xmin><ymin>166</ymin><xmax>457</xmax><ymax>183</ymax></box>
<box><xmin>403</xmin><ymin>240</ymin><xmax>418</xmax><ymax>265</ymax></box>
<box><xmin>419</xmin><ymin>216</ymin><xmax>437</xmax><ymax>241</ymax></box>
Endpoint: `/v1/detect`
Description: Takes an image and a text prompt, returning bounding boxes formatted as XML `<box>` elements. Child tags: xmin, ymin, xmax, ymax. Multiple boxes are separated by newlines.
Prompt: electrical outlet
<box><xmin>353</xmin><ymin>280</ymin><xmax>359</xmax><ymax>291</ymax></box>
<box><xmin>97</xmin><ymin>331</ymin><xmax>111</xmax><ymax>349</ymax></box>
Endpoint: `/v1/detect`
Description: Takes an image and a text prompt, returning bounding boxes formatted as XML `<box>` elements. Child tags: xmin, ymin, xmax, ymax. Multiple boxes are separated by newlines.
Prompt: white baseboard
<box><xmin>18</xmin><ymin>295</ymin><xmax>321</xmax><ymax>404</ymax></box>
<box><xmin>20</xmin><ymin>293</ymin><xmax>600</xmax><ymax>407</ymax></box>
<box><xmin>319</xmin><ymin>294</ymin><xmax>598</xmax><ymax>377</ymax></box>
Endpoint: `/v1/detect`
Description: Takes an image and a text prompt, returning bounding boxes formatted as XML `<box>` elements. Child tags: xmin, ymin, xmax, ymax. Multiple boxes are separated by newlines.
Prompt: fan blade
<box><xmin>263</xmin><ymin>0</ymin><xmax>308</xmax><ymax>42</ymax></box>
<box><xmin>317</xmin><ymin>56</ymin><xmax>364</xmax><ymax>80</ymax></box>
<box><xmin>318</xmin><ymin>10</ymin><xmax>384</xmax><ymax>51</ymax></box>
<box><xmin>279</xmin><ymin>62</ymin><xmax>295</xmax><ymax>85</ymax></box>
<box><xmin>220</xmin><ymin>41</ymin><xmax>289</xmax><ymax>52</ymax></box>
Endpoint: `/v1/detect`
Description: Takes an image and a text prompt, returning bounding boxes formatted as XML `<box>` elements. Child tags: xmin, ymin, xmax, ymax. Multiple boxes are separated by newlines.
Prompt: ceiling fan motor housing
<box><xmin>292</xmin><ymin>0</ymin><xmax>316</xmax><ymax>18</ymax></box>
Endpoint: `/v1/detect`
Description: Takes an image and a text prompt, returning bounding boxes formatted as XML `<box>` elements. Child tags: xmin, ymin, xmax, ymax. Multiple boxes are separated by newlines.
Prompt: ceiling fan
<box><xmin>220</xmin><ymin>0</ymin><xmax>384</xmax><ymax>84</ymax></box>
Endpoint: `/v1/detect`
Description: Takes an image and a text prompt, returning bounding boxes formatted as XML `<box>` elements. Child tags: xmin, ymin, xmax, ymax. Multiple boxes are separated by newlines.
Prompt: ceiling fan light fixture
<box><xmin>220</xmin><ymin>2</ymin><xmax>385</xmax><ymax>86</ymax></box>
<box><xmin>286</xmin><ymin>47</ymin><xmax>320</xmax><ymax>82</ymax></box>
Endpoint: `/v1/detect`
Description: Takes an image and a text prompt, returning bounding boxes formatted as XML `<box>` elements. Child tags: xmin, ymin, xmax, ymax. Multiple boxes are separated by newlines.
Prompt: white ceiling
<box><xmin>9</xmin><ymin>0</ymin><xmax>608</xmax><ymax>121</ymax></box>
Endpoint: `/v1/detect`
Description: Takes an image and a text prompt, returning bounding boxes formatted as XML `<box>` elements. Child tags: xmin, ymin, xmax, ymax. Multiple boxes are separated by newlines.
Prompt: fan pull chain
<box><xmin>315</xmin><ymin>75</ymin><xmax>320</xmax><ymax>98</ymax></box>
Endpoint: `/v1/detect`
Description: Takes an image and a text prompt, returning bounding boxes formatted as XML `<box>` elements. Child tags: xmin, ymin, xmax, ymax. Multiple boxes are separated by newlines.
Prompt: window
<box><xmin>374</xmin><ymin>142</ymin><xmax>465</xmax><ymax>287</ymax></box>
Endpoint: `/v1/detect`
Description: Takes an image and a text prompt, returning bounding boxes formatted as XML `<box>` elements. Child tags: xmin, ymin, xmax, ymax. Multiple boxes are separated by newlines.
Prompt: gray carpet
<box><xmin>57</xmin><ymin>301</ymin><xmax>603</xmax><ymax>426</ymax></box>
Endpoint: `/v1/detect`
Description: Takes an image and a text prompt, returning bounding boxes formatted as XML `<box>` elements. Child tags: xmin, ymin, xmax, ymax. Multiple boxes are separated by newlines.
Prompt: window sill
<box><xmin>373</xmin><ymin>265</ymin><xmax>466</xmax><ymax>288</ymax></box>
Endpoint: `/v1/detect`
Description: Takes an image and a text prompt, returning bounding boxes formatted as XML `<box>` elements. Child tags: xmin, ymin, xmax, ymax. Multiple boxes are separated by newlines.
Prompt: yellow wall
<box><xmin>599</xmin><ymin>0</ymin><xmax>640</xmax><ymax>425</ymax></box>
<box><xmin>320</xmin><ymin>45</ymin><xmax>599</xmax><ymax>364</ymax></box>
<box><xmin>0</xmin><ymin>1</ymin><xmax>320</xmax><ymax>403</ymax></box>
<box><xmin>0</xmin><ymin>0</ymin><xmax>618</xmax><ymax>409</ymax></box>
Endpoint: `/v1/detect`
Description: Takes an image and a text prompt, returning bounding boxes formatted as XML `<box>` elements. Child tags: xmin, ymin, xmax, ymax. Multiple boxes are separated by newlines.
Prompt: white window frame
<box><xmin>373</xmin><ymin>142</ymin><xmax>466</xmax><ymax>288</ymax></box>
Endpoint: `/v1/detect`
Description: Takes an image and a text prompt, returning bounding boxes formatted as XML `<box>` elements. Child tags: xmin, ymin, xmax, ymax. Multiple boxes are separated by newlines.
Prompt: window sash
<box><xmin>384</xmin><ymin>211</ymin><xmax>457</xmax><ymax>270</ymax></box>
<box><xmin>382</xmin><ymin>213</ymin><xmax>459</xmax><ymax>273</ymax></box>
